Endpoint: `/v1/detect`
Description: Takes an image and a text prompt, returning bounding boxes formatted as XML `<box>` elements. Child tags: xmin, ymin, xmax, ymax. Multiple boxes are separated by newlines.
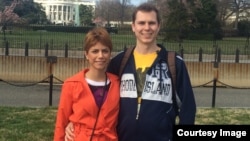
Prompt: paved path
<box><xmin>0</xmin><ymin>81</ymin><xmax>249</xmax><ymax>108</ymax></box>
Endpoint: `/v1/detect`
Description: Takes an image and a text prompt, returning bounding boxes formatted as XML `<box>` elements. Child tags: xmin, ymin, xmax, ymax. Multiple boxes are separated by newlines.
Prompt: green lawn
<box><xmin>1</xmin><ymin>29</ymin><xmax>249</xmax><ymax>55</ymax></box>
<box><xmin>0</xmin><ymin>106</ymin><xmax>249</xmax><ymax>141</ymax></box>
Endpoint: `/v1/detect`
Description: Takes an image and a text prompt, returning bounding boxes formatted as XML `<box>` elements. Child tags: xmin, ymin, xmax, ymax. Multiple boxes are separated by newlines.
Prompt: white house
<box><xmin>34</xmin><ymin>0</ymin><xmax>95</xmax><ymax>26</ymax></box>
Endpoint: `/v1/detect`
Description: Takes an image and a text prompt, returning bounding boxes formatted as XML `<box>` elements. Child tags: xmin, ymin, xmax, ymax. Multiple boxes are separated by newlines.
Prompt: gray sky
<box><xmin>131</xmin><ymin>0</ymin><xmax>147</xmax><ymax>6</ymax></box>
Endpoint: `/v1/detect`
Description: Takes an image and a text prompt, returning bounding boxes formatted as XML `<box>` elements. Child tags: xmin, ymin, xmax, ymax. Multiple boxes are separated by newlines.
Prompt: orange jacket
<box><xmin>54</xmin><ymin>69</ymin><xmax>120</xmax><ymax>141</ymax></box>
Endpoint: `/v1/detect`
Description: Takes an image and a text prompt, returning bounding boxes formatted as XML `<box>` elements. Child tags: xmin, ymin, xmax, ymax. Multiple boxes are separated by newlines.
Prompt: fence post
<box><xmin>212</xmin><ymin>62</ymin><xmax>219</xmax><ymax>108</ymax></box>
<box><xmin>25</xmin><ymin>42</ymin><xmax>29</xmax><ymax>56</ymax></box>
<box><xmin>47</xmin><ymin>56</ymin><xmax>57</xmax><ymax>106</ymax></box>
<box><xmin>218</xmin><ymin>47</ymin><xmax>221</xmax><ymax>62</ymax></box>
<box><xmin>235</xmin><ymin>48</ymin><xmax>240</xmax><ymax>63</ymax></box>
<box><xmin>124</xmin><ymin>44</ymin><xmax>127</xmax><ymax>50</ymax></box>
<box><xmin>212</xmin><ymin>46</ymin><xmax>220</xmax><ymax>108</ymax></box>
<box><xmin>65</xmin><ymin>43</ymin><xmax>68</xmax><ymax>58</ymax></box>
<box><xmin>179</xmin><ymin>42</ymin><xmax>184</xmax><ymax>58</ymax></box>
<box><xmin>180</xmin><ymin>48</ymin><xmax>184</xmax><ymax>58</ymax></box>
<box><xmin>212</xmin><ymin>74</ymin><xmax>217</xmax><ymax>108</ymax></box>
<box><xmin>45</xmin><ymin>43</ymin><xmax>49</xmax><ymax>57</ymax></box>
<box><xmin>245</xmin><ymin>33</ymin><xmax>249</xmax><ymax>59</ymax></box>
<box><xmin>214</xmin><ymin>47</ymin><xmax>221</xmax><ymax>63</ymax></box>
<box><xmin>49</xmin><ymin>74</ymin><xmax>53</xmax><ymax>106</ymax></box>
<box><xmin>199</xmin><ymin>47</ymin><xmax>203</xmax><ymax>62</ymax></box>
<box><xmin>5</xmin><ymin>41</ymin><xmax>9</xmax><ymax>56</ymax></box>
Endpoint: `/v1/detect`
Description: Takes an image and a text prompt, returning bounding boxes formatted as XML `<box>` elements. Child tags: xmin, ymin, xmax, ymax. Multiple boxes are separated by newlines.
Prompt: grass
<box><xmin>0</xmin><ymin>107</ymin><xmax>56</xmax><ymax>141</ymax></box>
<box><xmin>0</xmin><ymin>106</ymin><xmax>250</xmax><ymax>141</ymax></box>
<box><xmin>195</xmin><ymin>108</ymin><xmax>250</xmax><ymax>124</ymax></box>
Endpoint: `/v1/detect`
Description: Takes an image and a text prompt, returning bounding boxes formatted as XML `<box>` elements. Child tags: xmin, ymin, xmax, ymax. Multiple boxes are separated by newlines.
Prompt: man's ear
<box><xmin>131</xmin><ymin>23</ymin><xmax>135</xmax><ymax>32</ymax></box>
<box><xmin>157</xmin><ymin>24</ymin><xmax>161</xmax><ymax>32</ymax></box>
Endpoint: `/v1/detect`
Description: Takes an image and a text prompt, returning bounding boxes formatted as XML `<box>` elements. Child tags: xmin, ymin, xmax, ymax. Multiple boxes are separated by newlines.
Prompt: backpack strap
<box><xmin>167</xmin><ymin>51</ymin><xmax>182</xmax><ymax>115</ymax></box>
<box><xmin>119</xmin><ymin>47</ymin><xmax>134</xmax><ymax>77</ymax></box>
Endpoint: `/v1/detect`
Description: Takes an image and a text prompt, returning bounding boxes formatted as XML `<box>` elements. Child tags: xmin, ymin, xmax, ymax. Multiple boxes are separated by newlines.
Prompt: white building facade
<box><xmin>34</xmin><ymin>0</ymin><xmax>95</xmax><ymax>26</ymax></box>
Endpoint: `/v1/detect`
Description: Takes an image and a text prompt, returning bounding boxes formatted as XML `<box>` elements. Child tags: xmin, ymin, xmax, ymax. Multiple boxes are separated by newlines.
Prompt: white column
<box><xmin>75</xmin><ymin>5</ymin><xmax>80</xmax><ymax>26</ymax></box>
<box><xmin>69</xmin><ymin>5</ymin><xmax>72</xmax><ymax>23</ymax></box>
<box><xmin>66</xmin><ymin>5</ymin><xmax>69</xmax><ymax>23</ymax></box>
<box><xmin>57</xmin><ymin>5</ymin><xmax>59</xmax><ymax>21</ymax></box>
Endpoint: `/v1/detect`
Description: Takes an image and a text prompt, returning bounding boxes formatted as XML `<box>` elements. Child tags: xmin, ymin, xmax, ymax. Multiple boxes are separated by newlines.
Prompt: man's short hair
<box><xmin>132</xmin><ymin>3</ymin><xmax>161</xmax><ymax>24</ymax></box>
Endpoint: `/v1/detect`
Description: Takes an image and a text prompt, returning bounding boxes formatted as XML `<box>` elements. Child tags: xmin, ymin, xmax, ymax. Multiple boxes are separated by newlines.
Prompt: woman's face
<box><xmin>85</xmin><ymin>42</ymin><xmax>111</xmax><ymax>71</ymax></box>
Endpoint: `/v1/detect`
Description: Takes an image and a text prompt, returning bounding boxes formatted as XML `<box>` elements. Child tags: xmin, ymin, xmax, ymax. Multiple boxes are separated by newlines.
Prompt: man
<box><xmin>65</xmin><ymin>3</ymin><xmax>196</xmax><ymax>141</ymax></box>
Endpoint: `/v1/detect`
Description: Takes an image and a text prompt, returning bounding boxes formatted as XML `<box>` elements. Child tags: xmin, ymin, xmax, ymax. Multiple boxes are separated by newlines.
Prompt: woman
<box><xmin>53</xmin><ymin>27</ymin><xmax>120</xmax><ymax>141</ymax></box>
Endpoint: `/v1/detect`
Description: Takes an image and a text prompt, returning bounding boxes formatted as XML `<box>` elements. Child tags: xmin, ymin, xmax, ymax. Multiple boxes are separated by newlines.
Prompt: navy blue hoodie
<box><xmin>107</xmin><ymin>44</ymin><xmax>196</xmax><ymax>141</ymax></box>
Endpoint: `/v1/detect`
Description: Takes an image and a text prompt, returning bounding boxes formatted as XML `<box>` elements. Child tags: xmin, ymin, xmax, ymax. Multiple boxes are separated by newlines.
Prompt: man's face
<box><xmin>132</xmin><ymin>11</ymin><xmax>160</xmax><ymax>45</ymax></box>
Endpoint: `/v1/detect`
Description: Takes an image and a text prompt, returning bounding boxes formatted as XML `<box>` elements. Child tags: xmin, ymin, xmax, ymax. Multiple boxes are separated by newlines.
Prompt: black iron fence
<box><xmin>1</xmin><ymin>25</ymin><xmax>250</xmax><ymax>63</ymax></box>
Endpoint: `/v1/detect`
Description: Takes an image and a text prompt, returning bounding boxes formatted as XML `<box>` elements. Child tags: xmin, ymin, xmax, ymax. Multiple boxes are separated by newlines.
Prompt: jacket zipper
<box><xmin>136</xmin><ymin>97</ymin><xmax>141</xmax><ymax>120</ymax></box>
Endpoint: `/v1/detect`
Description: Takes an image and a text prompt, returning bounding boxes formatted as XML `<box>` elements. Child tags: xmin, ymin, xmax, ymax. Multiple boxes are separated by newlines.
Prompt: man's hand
<box><xmin>65</xmin><ymin>122</ymin><xmax>75</xmax><ymax>141</ymax></box>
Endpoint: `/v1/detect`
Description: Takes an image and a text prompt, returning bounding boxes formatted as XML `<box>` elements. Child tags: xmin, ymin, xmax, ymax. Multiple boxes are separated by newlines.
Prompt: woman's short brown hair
<box><xmin>84</xmin><ymin>27</ymin><xmax>112</xmax><ymax>52</ymax></box>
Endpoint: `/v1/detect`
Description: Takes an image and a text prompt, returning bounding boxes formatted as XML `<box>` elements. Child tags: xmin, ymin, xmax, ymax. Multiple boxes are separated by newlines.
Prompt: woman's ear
<box><xmin>84</xmin><ymin>51</ymin><xmax>88</xmax><ymax>60</ymax></box>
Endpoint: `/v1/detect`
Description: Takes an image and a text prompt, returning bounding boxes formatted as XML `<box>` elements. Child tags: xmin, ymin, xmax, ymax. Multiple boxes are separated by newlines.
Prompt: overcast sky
<box><xmin>131</xmin><ymin>0</ymin><xmax>147</xmax><ymax>6</ymax></box>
